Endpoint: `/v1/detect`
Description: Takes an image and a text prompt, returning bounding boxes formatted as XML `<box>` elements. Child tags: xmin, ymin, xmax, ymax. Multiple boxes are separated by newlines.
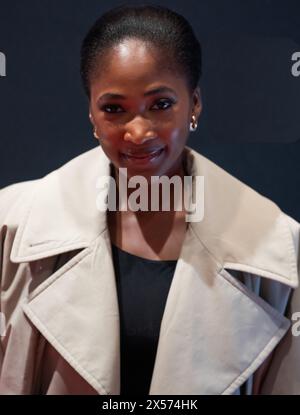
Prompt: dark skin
<box><xmin>89</xmin><ymin>38</ymin><xmax>202</xmax><ymax>260</ymax></box>
<box><xmin>87</xmin><ymin>37</ymin><xmax>273</xmax><ymax>386</ymax></box>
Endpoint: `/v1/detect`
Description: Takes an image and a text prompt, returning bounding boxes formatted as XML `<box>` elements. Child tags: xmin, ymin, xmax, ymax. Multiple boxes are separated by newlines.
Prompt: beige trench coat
<box><xmin>0</xmin><ymin>145</ymin><xmax>299</xmax><ymax>395</ymax></box>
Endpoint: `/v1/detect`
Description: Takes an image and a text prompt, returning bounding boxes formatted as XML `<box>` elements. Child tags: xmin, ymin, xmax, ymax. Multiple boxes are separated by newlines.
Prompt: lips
<box><xmin>121</xmin><ymin>147</ymin><xmax>165</xmax><ymax>159</ymax></box>
<box><xmin>120</xmin><ymin>147</ymin><xmax>165</xmax><ymax>166</ymax></box>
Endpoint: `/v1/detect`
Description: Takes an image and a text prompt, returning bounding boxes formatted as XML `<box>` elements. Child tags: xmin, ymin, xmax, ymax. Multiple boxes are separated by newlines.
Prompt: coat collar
<box><xmin>11</xmin><ymin>144</ymin><xmax>298</xmax><ymax>394</ymax></box>
<box><xmin>10</xmin><ymin>144</ymin><xmax>298</xmax><ymax>289</ymax></box>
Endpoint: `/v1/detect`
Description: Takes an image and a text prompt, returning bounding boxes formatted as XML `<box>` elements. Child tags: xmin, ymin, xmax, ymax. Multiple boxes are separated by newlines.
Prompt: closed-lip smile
<box><xmin>121</xmin><ymin>147</ymin><xmax>165</xmax><ymax>159</ymax></box>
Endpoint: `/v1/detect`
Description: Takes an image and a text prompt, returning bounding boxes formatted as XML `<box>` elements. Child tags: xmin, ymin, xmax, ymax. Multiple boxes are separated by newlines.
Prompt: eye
<box><xmin>151</xmin><ymin>98</ymin><xmax>175</xmax><ymax>110</ymax></box>
<box><xmin>100</xmin><ymin>98</ymin><xmax>175</xmax><ymax>114</ymax></box>
<box><xmin>101</xmin><ymin>104</ymin><xmax>124</xmax><ymax>114</ymax></box>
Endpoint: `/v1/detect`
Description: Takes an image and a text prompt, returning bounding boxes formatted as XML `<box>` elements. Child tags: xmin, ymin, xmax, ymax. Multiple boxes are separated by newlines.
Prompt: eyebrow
<box><xmin>97</xmin><ymin>86</ymin><xmax>177</xmax><ymax>102</ymax></box>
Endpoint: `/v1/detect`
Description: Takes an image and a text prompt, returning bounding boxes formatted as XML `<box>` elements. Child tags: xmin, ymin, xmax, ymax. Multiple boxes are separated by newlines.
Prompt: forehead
<box><xmin>90</xmin><ymin>38</ymin><xmax>188</xmax><ymax>94</ymax></box>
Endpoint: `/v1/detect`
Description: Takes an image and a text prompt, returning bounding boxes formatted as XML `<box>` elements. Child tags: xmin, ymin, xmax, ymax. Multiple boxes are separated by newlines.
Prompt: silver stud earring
<box><xmin>189</xmin><ymin>115</ymin><xmax>198</xmax><ymax>132</ymax></box>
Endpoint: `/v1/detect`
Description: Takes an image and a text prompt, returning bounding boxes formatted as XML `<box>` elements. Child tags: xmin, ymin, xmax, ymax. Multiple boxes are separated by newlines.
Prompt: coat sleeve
<box><xmin>0</xmin><ymin>183</ymin><xmax>20</xmax><ymax>369</ymax></box>
<box><xmin>259</xmin><ymin>213</ymin><xmax>300</xmax><ymax>394</ymax></box>
<box><xmin>0</xmin><ymin>181</ymin><xmax>35</xmax><ymax>373</ymax></box>
<box><xmin>0</xmin><ymin>185</ymin><xmax>14</xmax><ymax>370</ymax></box>
<box><xmin>0</xmin><ymin>214</ymin><xmax>5</xmax><ymax>369</ymax></box>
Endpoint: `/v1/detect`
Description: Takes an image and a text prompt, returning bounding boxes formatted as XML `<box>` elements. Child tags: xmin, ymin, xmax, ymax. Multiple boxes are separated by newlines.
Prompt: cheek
<box><xmin>97</xmin><ymin>135</ymin><xmax>120</xmax><ymax>163</ymax></box>
<box><xmin>169</xmin><ymin>126</ymin><xmax>184</xmax><ymax>140</ymax></box>
<box><xmin>166</xmin><ymin>126</ymin><xmax>188</xmax><ymax>149</ymax></box>
<box><xmin>101</xmin><ymin>143</ymin><xmax>120</xmax><ymax>166</ymax></box>
<box><xmin>98</xmin><ymin>119</ymin><xmax>119</xmax><ymax>140</ymax></box>
<box><xmin>161</xmin><ymin>111</ymin><xmax>188</xmax><ymax>141</ymax></box>
<box><xmin>97</xmin><ymin>121</ymin><xmax>120</xmax><ymax>145</ymax></box>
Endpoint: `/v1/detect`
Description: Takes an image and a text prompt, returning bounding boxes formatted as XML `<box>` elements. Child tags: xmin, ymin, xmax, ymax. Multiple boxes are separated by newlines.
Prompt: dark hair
<box><xmin>80</xmin><ymin>3</ymin><xmax>202</xmax><ymax>98</ymax></box>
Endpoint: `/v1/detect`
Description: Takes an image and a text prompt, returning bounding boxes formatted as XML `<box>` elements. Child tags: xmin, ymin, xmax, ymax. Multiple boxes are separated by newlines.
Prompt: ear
<box><xmin>192</xmin><ymin>86</ymin><xmax>202</xmax><ymax>120</ymax></box>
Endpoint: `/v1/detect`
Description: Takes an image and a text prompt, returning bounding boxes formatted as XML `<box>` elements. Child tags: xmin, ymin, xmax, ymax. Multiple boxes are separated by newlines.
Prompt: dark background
<box><xmin>0</xmin><ymin>0</ymin><xmax>299</xmax><ymax>220</ymax></box>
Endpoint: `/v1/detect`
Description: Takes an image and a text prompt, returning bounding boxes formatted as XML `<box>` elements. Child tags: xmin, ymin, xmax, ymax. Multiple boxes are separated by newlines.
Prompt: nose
<box><xmin>123</xmin><ymin>116</ymin><xmax>157</xmax><ymax>144</ymax></box>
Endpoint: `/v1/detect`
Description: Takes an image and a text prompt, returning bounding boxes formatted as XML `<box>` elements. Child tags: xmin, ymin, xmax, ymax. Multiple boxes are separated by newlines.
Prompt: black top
<box><xmin>111</xmin><ymin>243</ymin><xmax>177</xmax><ymax>395</ymax></box>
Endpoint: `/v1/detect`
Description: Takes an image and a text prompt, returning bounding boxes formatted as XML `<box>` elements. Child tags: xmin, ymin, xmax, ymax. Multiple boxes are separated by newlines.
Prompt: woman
<box><xmin>0</xmin><ymin>5</ymin><xmax>299</xmax><ymax>395</ymax></box>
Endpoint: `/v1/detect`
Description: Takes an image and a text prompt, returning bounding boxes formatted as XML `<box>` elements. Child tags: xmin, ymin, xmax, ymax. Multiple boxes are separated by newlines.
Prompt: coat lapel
<box><xmin>10</xmin><ymin>145</ymin><xmax>299</xmax><ymax>395</ymax></box>
<box><xmin>22</xmin><ymin>229</ymin><xmax>121</xmax><ymax>395</ymax></box>
<box><xmin>149</xmin><ymin>224</ymin><xmax>292</xmax><ymax>394</ymax></box>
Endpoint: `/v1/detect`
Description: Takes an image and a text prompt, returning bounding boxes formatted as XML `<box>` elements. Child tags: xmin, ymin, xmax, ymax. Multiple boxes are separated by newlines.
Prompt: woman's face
<box><xmin>89</xmin><ymin>38</ymin><xmax>202</xmax><ymax>181</ymax></box>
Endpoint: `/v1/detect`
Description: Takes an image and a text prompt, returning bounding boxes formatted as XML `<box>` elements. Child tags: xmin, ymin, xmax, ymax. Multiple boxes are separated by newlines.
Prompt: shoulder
<box><xmin>0</xmin><ymin>146</ymin><xmax>103</xmax><ymax>231</ymax></box>
<box><xmin>0</xmin><ymin>180</ymin><xmax>39</xmax><ymax>232</ymax></box>
<box><xmin>186</xmin><ymin>146</ymin><xmax>300</xmax><ymax>319</ymax></box>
